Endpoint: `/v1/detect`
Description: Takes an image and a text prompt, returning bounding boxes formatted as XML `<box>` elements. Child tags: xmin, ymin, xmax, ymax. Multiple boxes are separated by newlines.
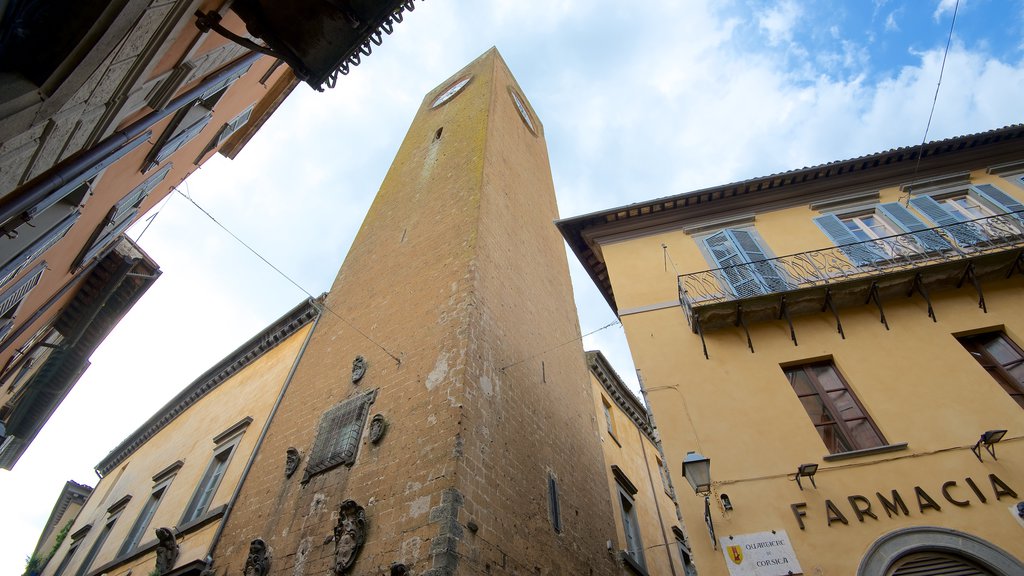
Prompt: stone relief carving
<box><xmin>368</xmin><ymin>414</ymin><xmax>387</xmax><ymax>444</ymax></box>
<box><xmin>153</xmin><ymin>527</ymin><xmax>179</xmax><ymax>574</ymax></box>
<box><xmin>243</xmin><ymin>538</ymin><xmax>270</xmax><ymax>576</ymax></box>
<box><xmin>351</xmin><ymin>356</ymin><xmax>367</xmax><ymax>384</ymax></box>
<box><xmin>332</xmin><ymin>500</ymin><xmax>367</xmax><ymax>574</ymax></box>
<box><xmin>285</xmin><ymin>447</ymin><xmax>301</xmax><ymax>478</ymax></box>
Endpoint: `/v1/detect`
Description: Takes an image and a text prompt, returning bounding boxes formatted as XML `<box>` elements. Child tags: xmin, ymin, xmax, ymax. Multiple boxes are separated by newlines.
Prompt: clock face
<box><xmin>509</xmin><ymin>88</ymin><xmax>536</xmax><ymax>134</ymax></box>
<box><xmin>431</xmin><ymin>76</ymin><xmax>472</xmax><ymax>108</ymax></box>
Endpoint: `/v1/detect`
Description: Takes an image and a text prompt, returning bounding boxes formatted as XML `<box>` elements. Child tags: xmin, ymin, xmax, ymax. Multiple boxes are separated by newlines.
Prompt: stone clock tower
<box><xmin>210</xmin><ymin>49</ymin><xmax>619</xmax><ymax>575</ymax></box>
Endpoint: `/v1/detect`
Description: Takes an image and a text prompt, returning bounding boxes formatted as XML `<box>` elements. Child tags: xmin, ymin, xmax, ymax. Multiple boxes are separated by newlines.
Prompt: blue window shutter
<box><xmin>703</xmin><ymin>231</ymin><xmax>760</xmax><ymax>297</ymax></box>
<box><xmin>155</xmin><ymin>112</ymin><xmax>213</xmax><ymax>163</ymax></box>
<box><xmin>112</xmin><ymin>164</ymin><xmax>172</xmax><ymax>221</ymax></box>
<box><xmin>0</xmin><ymin>262</ymin><xmax>45</xmax><ymax>320</ymax></box>
<box><xmin>909</xmin><ymin>196</ymin><xmax>985</xmax><ymax>247</ymax></box>
<box><xmin>0</xmin><ymin>211</ymin><xmax>80</xmax><ymax>288</ymax></box>
<box><xmin>876</xmin><ymin>202</ymin><xmax>950</xmax><ymax>252</ymax></box>
<box><xmin>729</xmin><ymin>229</ymin><xmax>789</xmax><ymax>293</ymax></box>
<box><xmin>813</xmin><ymin>214</ymin><xmax>887</xmax><ymax>265</ymax></box>
<box><xmin>974</xmin><ymin>184</ymin><xmax>1024</xmax><ymax>214</ymax></box>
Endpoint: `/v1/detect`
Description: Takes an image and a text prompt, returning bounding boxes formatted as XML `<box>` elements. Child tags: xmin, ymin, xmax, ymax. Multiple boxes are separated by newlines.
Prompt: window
<box><xmin>673</xmin><ymin>528</ymin><xmax>697</xmax><ymax>576</ymax></box>
<box><xmin>74</xmin><ymin>507</ymin><xmax>123</xmax><ymax>576</ymax></box>
<box><xmin>814</xmin><ymin>203</ymin><xmax>949</xmax><ymax>266</ymax></box>
<box><xmin>196</xmin><ymin>104</ymin><xmax>255</xmax><ymax>164</ymax></box>
<box><xmin>656</xmin><ymin>456</ymin><xmax>673</xmax><ymax>497</ymax></box>
<box><xmin>909</xmin><ymin>184</ymin><xmax>1024</xmax><ymax>246</ymax></box>
<box><xmin>702</xmin><ymin>228</ymin><xmax>788</xmax><ymax>298</ymax></box>
<box><xmin>74</xmin><ymin>164</ymin><xmax>172</xmax><ymax>269</ymax></box>
<box><xmin>181</xmin><ymin>423</ymin><xmax>247</xmax><ymax>525</ymax></box>
<box><xmin>547</xmin><ymin>473</ymin><xmax>561</xmax><ymax>534</ymax></box>
<box><xmin>304</xmin><ymin>391</ymin><xmax>375</xmax><ymax>482</ymax></box>
<box><xmin>958</xmin><ymin>331</ymin><xmax>1024</xmax><ymax>408</ymax></box>
<box><xmin>51</xmin><ymin>537</ymin><xmax>82</xmax><ymax>576</ymax></box>
<box><xmin>619</xmin><ymin>491</ymin><xmax>646</xmax><ymax>571</ymax></box>
<box><xmin>783</xmin><ymin>361</ymin><xmax>885</xmax><ymax>454</ymax></box>
<box><xmin>602</xmin><ymin>396</ymin><xmax>617</xmax><ymax>441</ymax></box>
<box><xmin>119</xmin><ymin>473</ymin><xmax>174</xmax><ymax>555</ymax></box>
<box><xmin>141</xmin><ymin>68</ymin><xmax>248</xmax><ymax>173</ymax></box>
<box><xmin>0</xmin><ymin>261</ymin><xmax>46</xmax><ymax>342</ymax></box>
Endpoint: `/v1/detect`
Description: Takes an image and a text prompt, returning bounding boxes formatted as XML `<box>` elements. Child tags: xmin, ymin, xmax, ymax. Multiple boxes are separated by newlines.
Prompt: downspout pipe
<box><xmin>0</xmin><ymin>50</ymin><xmax>263</xmax><ymax>228</ymax></box>
<box><xmin>201</xmin><ymin>298</ymin><xmax>323</xmax><ymax>564</ymax></box>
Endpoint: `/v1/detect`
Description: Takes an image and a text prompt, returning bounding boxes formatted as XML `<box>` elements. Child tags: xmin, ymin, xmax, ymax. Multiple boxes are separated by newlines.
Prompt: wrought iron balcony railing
<box><xmin>678</xmin><ymin>211</ymin><xmax>1024</xmax><ymax>327</ymax></box>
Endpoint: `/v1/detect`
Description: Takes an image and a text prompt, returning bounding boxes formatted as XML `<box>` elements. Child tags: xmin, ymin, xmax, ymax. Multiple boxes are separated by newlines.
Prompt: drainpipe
<box><xmin>201</xmin><ymin>299</ymin><xmax>323</xmax><ymax>565</ymax></box>
<box><xmin>0</xmin><ymin>50</ymin><xmax>263</xmax><ymax>229</ymax></box>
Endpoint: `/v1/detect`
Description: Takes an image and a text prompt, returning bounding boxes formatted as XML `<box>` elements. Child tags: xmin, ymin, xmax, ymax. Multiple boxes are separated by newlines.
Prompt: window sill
<box><xmin>619</xmin><ymin>551</ymin><xmax>649</xmax><ymax>576</ymax></box>
<box><xmin>823</xmin><ymin>442</ymin><xmax>908</xmax><ymax>462</ymax></box>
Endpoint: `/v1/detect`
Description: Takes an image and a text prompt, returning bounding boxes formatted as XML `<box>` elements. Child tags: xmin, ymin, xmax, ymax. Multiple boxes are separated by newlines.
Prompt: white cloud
<box><xmin>885</xmin><ymin>11</ymin><xmax>899</xmax><ymax>31</ymax></box>
<box><xmin>757</xmin><ymin>0</ymin><xmax>803</xmax><ymax>46</ymax></box>
<box><xmin>933</xmin><ymin>0</ymin><xmax>961</xmax><ymax>21</ymax></box>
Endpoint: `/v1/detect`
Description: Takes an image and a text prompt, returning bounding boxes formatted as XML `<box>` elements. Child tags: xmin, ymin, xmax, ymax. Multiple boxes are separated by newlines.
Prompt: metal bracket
<box><xmin>778</xmin><ymin>296</ymin><xmax>798</xmax><ymax>346</ymax></box>
<box><xmin>957</xmin><ymin>262</ymin><xmax>987</xmax><ymax>313</ymax></box>
<box><xmin>695</xmin><ymin>312</ymin><xmax>709</xmax><ymax>360</ymax></box>
<box><xmin>1007</xmin><ymin>250</ymin><xmax>1024</xmax><ymax>279</ymax></box>
<box><xmin>194</xmin><ymin>11</ymin><xmax>311</xmax><ymax>81</ymax></box>
<box><xmin>821</xmin><ymin>289</ymin><xmax>845</xmax><ymax>339</ymax></box>
<box><xmin>865</xmin><ymin>283</ymin><xmax>889</xmax><ymax>330</ymax></box>
<box><xmin>735</xmin><ymin>305</ymin><xmax>754</xmax><ymax>353</ymax></box>
<box><xmin>908</xmin><ymin>273</ymin><xmax>937</xmax><ymax>322</ymax></box>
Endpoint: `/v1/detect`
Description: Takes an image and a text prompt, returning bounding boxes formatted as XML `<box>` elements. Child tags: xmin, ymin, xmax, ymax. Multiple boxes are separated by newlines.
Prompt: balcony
<box><xmin>678</xmin><ymin>211</ymin><xmax>1024</xmax><ymax>357</ymax></box>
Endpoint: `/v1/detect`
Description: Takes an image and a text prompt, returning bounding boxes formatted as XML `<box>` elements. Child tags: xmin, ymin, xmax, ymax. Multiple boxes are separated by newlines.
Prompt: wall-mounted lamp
<box><xmin>682</xmin><ymin>451</ymin><xmax>712</xmax><ymax>495</ymax></box>
<box><xmin>971</xmin><ymin>429</ymin><xmax>1007</xmax><ymax>462</ymax></box>
<box><xmin>682</xmin><ymin>451</ymin><xmax>716</xmax><ymax>549</ymax></box>
<box><xmin>795</xmin><ymin>463</ymin><xmax>818</xmax><ymax>490</ymax></box>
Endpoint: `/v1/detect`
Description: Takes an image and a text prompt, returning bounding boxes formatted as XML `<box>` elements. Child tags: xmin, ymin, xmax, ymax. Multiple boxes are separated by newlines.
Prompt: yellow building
<box><xmin>40</xmin><ymin>299</ymin><xmax>319</xmax><ymax>576</ymax></box>
<box><xmin>560</xmin><ymin>126</ymin><xmax>1024</xmax><ymax>575</ymax></box>
<box><xmin>588</xmin><ymin>350</ymin><xmax>696</xmax><ymax>576</ymax></box>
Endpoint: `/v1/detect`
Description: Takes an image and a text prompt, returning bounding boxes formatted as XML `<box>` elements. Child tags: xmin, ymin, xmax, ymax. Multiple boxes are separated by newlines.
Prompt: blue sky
<box><xmin>2</xmin><ymin>0</ymin><xmax>1022</xmax><ymax>572</ymax></box>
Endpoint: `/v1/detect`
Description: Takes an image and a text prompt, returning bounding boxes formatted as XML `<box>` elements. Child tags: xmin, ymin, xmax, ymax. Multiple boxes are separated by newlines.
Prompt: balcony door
<box><xmin>703</xmin><ymin>229</ymin><xmax>788</xmax><ymax>298</ymax></box>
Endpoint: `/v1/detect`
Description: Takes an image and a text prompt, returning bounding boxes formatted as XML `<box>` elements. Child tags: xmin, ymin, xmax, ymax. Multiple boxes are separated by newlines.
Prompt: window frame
<box><xmin>118</xmin><ymin>472</ymin><xmax>175</xmax><ymax>556</ymax></box>
<box><xmin>783</xmin><ymin>360</ymin><xmax>886</xmax><ymax>455</ymax></box>
<box><xmin>547</xmin><ymin>473</ymin><xmax>562</xmax><ymax>534</ymax></box>
<box><xmin>303</xmin><ymin>390</ymin><xmax>376</xmax><ymax>482</ymax></box>
<box><xmin>698</xmin><ymin>227</ymin><xmax>789</xmax><ymax>298</ymax></box>
<box><xmin>73</xmin><ymin>505</ymin><xmax>124</xmax><ymax>576</ymax></box>
<box><xmin>958</xmin><ymin>331</ymin><xmax>1024</xmax><ymax>409</ymax></box>
<box><xmin>179</xmin><ymin>422</ymin><xmax>247</xmax><ymax>526</ymax></box>
<box><xmin>617</xmin><ymin>486</ymin><xmax>646</xmax><ymax>572</ymax></box>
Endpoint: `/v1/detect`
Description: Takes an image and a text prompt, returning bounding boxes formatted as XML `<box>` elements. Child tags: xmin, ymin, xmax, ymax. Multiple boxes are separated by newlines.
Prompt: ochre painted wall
<box><xmin>598</xmin><ymin>171</ymin><xmax>1024</xmax><ymax>575</ymax></box>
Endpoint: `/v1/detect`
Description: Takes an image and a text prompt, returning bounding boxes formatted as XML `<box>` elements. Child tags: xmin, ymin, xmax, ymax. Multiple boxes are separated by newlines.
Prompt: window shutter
<box><xmin>0</xmin><ymin>262</ymin><xmax>45</xmax><ymax>320</ymax></box>
<box><xmin>813</xmin><ymin>214</ymin><xmax>887</xmax><ymax>265</ymax></box>
<box><xmin>112</xmin><ymin>164</ymin><xmax>172</xmax><ymax>222</ymax></box>
<box><xmin>77</xmin><ymin>210</ymin><xmax>139</xmax><ymax>267</ymax></box>
<box><xmin>0</xmin><ymin>211</ymin><xmax>79</xmax><ymax>288</ymax></box>
<box><xmin>155</xmin><ymin>112</ymin><xmax>213</xmax><ymax>163</ymax></box>
<box><xmin>703</xmin><ymin>231</ymin><xmax>759</xmax><ymax>297</ymax></box>
<box><xmin>974</xmin><ymin>184</ymin><xmax>1024</xmax><ymax>214</ymax></box>
<box><xmin>876</xmin><ymin>202</ymin><xmax>950</xmax><ymax>252</ymax></box>
<box><xmin>730</xmin><ymin>229</ymin><xmax>789</xmax><ymax>293</ymax></box>
<box><xmin>909</xmin><ymin>195</ymin><xmax>985</xmax><ymax>247</ymax></box>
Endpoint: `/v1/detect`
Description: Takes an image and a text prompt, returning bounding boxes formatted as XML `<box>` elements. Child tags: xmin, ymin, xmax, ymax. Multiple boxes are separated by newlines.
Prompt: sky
<box><xmin>2</xmin><ymin>0</ymin><xmax>1023</xmax><ymax>572</ymax></box>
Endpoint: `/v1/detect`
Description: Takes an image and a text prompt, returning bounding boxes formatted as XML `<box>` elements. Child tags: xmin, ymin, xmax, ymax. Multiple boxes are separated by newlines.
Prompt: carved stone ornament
<box><xmin>333</xmin><ymin>500</ymin><xmax>367</xmax><ymax>574</ymax></box>
<box><xmin>368</xmin><ymin>414</ymin><xmax>387</xmax><ymax>444</ymax></box>
<box><xmin>351</xmin><ymin>356</ymin><xmax>367</xmax><ymax>384</ymax></box>
<box><xmin>153</xmin><ymin>527</ymin><xmax>179</xmax><ymax>574</ymax></box>
<box><xmin>243</xmin><ymin>538</ymin><xmax>270</xmax><ymax>576</ymax></box>
<box><xmin>285</xmin><ymin>447</ymin><xmax>301</xmax><ymax>478</ymax></box>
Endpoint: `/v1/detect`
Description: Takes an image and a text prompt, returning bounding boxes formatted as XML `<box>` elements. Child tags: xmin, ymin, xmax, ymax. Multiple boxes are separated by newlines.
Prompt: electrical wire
<box><xmin>171</xmin><ymin>187</ymin><xmax>403</xmax><ymax>365</ymax></box>
<box><xmin>902</xmin><ymin>0</ymin><xmax>960</xmax><ymax>203</ymax></box>
<box><xmin>499</xmin><ymin>319</ymin><xmax>621</xmax><ymax>371</ymax></box>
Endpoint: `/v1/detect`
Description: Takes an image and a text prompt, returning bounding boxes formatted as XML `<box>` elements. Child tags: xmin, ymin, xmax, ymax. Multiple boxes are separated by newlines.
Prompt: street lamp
<box><xmin>682</xmin><ymin>451</ymin><xmax>716</xmax><ymax>549</ymax></box>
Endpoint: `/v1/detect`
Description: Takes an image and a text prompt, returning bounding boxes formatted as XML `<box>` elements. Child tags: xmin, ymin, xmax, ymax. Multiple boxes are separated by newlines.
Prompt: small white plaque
<box><xmin>719</xmin><ymin>530</ymin><xmax>803</xmax><ymax>576</ymax></box>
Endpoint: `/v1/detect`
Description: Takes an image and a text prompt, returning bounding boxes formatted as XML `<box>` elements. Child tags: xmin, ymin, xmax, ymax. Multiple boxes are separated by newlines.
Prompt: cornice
<box><xmin>557</xmin><ymin>124</ymin><xmax>1024</xmax><ymax>311</ymax></box>
<box><xmin>586</xmin><ymin>350</ymin><xmax>656</xmax><ymax>444</ymax></box>
<box><xmin>95</xmin><ymin>298</ymin><xmax>322</xmax><ymax>476</ymax></box>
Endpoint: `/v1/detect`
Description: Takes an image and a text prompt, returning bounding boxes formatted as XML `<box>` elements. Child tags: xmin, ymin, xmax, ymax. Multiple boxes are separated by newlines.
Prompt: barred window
<box><xmin>304</xmin><ymin>391</ymin><xmax>375</xmax><ymax>482</ymax></box>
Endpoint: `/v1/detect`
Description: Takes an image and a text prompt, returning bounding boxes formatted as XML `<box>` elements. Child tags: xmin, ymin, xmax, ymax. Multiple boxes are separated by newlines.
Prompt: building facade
<box><xmin>40</xmin><ymin>299</ymin><xmax>319</xmax><ymax>576</ymax></box>
<box><xmin>588</xmin><ymin>350</ymin><xmax>696</xmax><ymax>576</ymax></box>
<box><xmin>30</xmin><ymin>481</ymin><xmax>94</xmax><ymax>573</ymax></box>
<box><xmin>0</xmin><ymin>2</ymin><xmax>299</xmax><ymax>469</ymax></box>
<box><xmin>560</xmin><ymin>126</ymin><xmax>1024</xmax><ymax>575</ymax></box>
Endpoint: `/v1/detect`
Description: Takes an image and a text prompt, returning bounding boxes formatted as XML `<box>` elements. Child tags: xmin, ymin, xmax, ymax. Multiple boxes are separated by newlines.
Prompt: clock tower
<box><xmin>210</xmin><ymin>48</ymin><xmax>619</xmax><ymax>575</ymax></box>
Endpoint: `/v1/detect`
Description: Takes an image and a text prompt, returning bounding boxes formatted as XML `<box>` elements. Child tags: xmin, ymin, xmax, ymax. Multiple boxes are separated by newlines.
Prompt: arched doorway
<box><xmin>858</xmin><ymin>527</ymin><xmax>1024</xmax><ymax>576</ymax></box>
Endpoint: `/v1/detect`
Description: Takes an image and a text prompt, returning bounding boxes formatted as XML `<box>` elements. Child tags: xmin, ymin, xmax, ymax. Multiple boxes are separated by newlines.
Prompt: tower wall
<box><xmin>211</xmin><ymin>49</ymin><xmax>617</xmax><ymax>576</ymax></box>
